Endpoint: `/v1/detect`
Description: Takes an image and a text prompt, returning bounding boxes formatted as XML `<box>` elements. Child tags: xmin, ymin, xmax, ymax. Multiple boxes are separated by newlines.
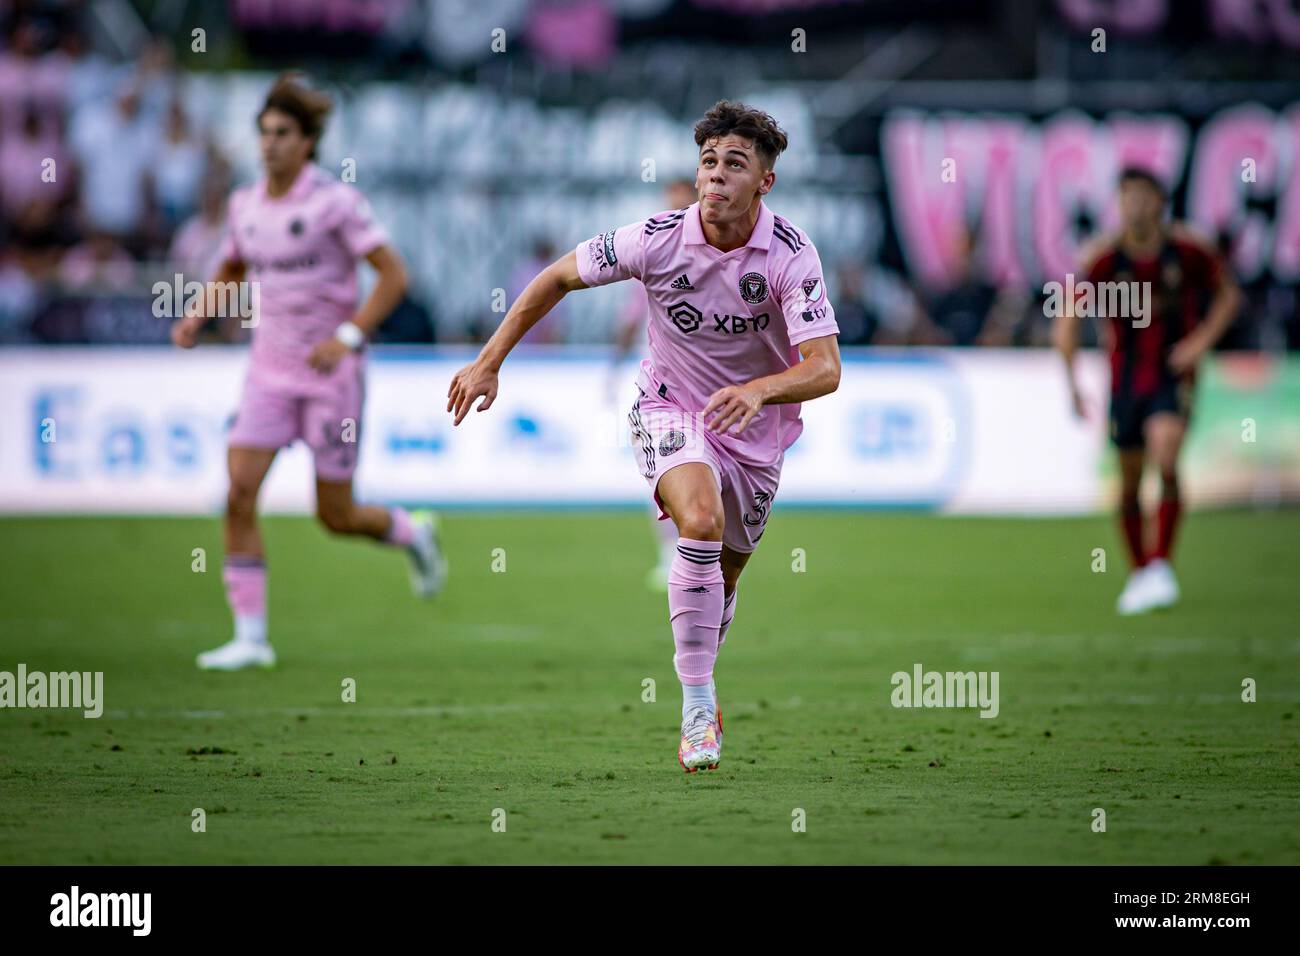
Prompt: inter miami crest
<box><xmin>659</xmin><ymin>430</ymin><xmax>687</xmax><ymax>457</ymax></box>
<box><xmin>739</xmin><ymin>272</ymin><xmax>768</xmax><ymax>304</ymax></box>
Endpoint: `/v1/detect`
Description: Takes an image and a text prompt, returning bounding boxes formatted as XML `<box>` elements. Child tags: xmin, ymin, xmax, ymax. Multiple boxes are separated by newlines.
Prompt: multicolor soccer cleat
<box><xmin>678</xmin><ymin>704</ymin><xmax>724</xmax><ymax>773</ymax></box>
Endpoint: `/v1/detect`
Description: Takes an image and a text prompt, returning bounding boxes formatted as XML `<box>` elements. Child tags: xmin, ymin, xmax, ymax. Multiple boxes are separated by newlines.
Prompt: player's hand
<box><xmin>308</xmin><ymin>339</ymin><xmax>350</xmax><ymax>374</ymax></box>
<box><xmin>447</xmin><ymin>358</ymin><xmax>499</xmax><ymax>426</ymax></box>
<box><xmin>170</xmin><ymin>314</ymin><xmax>204</xmax><ymax>349</ymax></box>
<box><xmin>704</xmin><ymin>382</ymin><xmax>763</xmax><ymax>435</ymax></box>
<box><xmin>1167</xmin><ymin>337</ymin><xmax>1204</xmax><ymax>376</ymax></box>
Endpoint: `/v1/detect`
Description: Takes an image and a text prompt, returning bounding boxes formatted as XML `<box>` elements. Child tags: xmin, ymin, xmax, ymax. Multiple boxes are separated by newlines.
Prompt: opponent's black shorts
<box><xmin>1109</xmin><ymin>378</ymin><xmax>1194</xmax><ymax>449</ymax></box>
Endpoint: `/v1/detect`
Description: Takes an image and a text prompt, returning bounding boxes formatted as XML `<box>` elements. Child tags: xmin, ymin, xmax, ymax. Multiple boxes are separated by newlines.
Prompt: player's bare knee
<box><xmin>676</xmin><ymin>506</ymin><xmax>723</xmax><ymax>542</ymax></box>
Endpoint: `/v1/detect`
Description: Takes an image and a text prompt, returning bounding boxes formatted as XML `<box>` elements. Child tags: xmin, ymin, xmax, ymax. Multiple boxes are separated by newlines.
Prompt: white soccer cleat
<box><xmin>1116</xmin><ymin>566</ymin><xmax>1153</xmax><ymax>616</ymax></box>
<box><xmin>407</xmin><ymin>510</ymin><xmax>448</xmax><ymax>599</ymax></box>
<box><xmin>196</xmin><ymin>638</ymin><xmax>276</xmax><ymax>671</ymax></box>
<box><xmin>1142</xmin><ymin>558</ymin><xmax>1180</xmax><ymax>610</ymax></box>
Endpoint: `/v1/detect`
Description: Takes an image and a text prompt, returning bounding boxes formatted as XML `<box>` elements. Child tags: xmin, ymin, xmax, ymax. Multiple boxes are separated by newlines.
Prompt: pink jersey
<box><xmin>218</xmin><ymin>164</ymin><xmax>389</xmax><ymax>388</ymax></box>
<box><xmin>576</xmin><ymin>200</ymin><xmax>838</xmax><ymax>466</ymax></box>
<box><xmin>616</xmin><ymin>281</ymin><xmax>650</xmax><ymax>340</ymax></box>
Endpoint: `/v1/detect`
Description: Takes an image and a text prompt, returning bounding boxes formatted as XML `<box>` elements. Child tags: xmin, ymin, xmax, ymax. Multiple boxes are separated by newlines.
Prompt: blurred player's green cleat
<box><xmin>407</xmin><ymin>510</ymin><xmax>448</xmax><ymax>599</ymax></box>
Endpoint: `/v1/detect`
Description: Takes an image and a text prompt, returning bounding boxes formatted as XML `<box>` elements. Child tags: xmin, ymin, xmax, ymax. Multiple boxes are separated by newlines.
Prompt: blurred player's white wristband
<box><xmin>335</xmin><ymin>321</ymin><xmax>365</xmax><ymax>351</ymax></box>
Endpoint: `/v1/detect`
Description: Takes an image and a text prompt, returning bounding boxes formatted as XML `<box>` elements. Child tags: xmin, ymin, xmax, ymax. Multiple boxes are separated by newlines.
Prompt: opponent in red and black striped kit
<box><xmin>1090</xmin><ymin>232</ymin><xmax>1222</xmax><ymax>449</ymax></box>
<box><xmin>1055</xmin><ymin>168</ymin><xmax>1240</xmax><ymax>615</ymax></box>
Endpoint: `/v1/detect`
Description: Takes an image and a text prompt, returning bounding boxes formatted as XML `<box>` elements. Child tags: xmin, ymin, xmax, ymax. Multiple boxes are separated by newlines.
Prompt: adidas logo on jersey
<box><xmin>670</xmin><ymin>274</ymin><xmax>695</xmax><ymax>291</ymax></box>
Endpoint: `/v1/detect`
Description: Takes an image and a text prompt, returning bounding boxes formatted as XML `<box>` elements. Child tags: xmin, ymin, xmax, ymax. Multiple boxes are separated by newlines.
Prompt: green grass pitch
<box><xmin>1</xmin><ymin>510</ymin><xmax>1297</xmax><ymax>865</ymax></box>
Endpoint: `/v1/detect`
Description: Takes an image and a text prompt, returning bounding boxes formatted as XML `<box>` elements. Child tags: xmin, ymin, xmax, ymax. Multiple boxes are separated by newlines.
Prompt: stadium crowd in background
<box><xmin>2</xmin><ymin>1</ymin><xmax>1297</xmax><ymax>353</ymax></box>
<box><xmin>0</xmin><ymin>7</ymin><xmax>230</xmax><ymax>343</ymax></box>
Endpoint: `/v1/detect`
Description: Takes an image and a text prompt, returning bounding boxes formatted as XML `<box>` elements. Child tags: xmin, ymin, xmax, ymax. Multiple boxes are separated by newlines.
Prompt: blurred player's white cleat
<box><xmin>407</xmin><ymin>510</ymin><xmax>448</xmax><ymax>598</ymax></box>
<box><xmin>1116</xmin><ymin>566</ymin><xmax>1153</xmax><ymax>616</ymax></box>
<box><xmin>196</xmin><ymin>638</ymin><xmax>276</xmax><ymax>671</ymax></box>
<box><xmin>1142</xmin><ymin>558</ymin><xmax>1180</xmax><ymax>610</ymax></box>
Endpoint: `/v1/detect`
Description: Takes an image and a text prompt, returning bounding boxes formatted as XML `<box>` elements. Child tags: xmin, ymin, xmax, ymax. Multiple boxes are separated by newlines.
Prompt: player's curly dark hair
<box><xmin>693</xmin><ymin>100</ymin><xmax>789</xmax><ymax>169</ymax></box>
<box><xmin>258</xmin><ymin>72</ymin><xmax>333</xmax><ymax>159</ymax></box>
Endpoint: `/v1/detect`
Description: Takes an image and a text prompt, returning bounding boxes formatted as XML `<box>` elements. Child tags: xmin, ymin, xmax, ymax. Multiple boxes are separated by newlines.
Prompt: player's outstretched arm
<box><xmin>170</xmin><ymin>258</ymin><xmax>246</xmax><ymax>348</ymax></box>
<box><xmin>703</xmin><ymin>334</ymin><xmax>841</xmax><ymax>435</ymax></box>
<box><xmin>447</xmin><ymin>250</ymin><xmax>588</xmax><ymax>426</ymax></box>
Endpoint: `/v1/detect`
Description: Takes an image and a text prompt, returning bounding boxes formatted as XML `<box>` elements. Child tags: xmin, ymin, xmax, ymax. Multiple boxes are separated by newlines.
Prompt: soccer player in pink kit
<box><xmin>171</xmin><ymin>74</ymin><xmax>446</xmax><ymax>671</ymax></box>
<box><xmin>448</xmin><ymin>101</ymin><xmax>841</xmax><ymax>771</ymax></box>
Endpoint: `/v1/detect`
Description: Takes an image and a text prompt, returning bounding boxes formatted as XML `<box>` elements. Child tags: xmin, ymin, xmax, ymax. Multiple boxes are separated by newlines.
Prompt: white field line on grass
<box><xmin>72</xmin><ymin>691</ymin><xmax>1300</xmax><ymax>720</ymax></box>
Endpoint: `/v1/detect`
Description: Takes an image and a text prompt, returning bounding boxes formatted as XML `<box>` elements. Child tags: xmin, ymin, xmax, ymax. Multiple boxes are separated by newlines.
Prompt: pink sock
<box><xmin>718</xmin><ymin>589</ymin><xmax>738</xmax><ymax>650</ymax></box>
<box><xmin>669</xmin><ymin>538</ymin><xmax>723</xmax><ymax>686</ymax></box>
<box><xmin>223</xmin><ymin>556</ymin><xmax>266</xmax><ymax>643</ymax></box>
<box><xmin>385</xmin><ymin>506</ymin><xmax>415</xmax><ymax>548</ymax></box>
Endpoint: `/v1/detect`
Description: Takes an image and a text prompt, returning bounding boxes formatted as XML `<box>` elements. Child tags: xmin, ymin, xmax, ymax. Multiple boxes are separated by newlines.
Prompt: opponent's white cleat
<box><xmin>1116</xmin><ymin>566</ymin><xmax>1153</xmax><ymax>616</ymax></box>
<box><xmin>196</xmin><ymin>638</ymin><xmax>276</xmax><ymax>671</ymax></box>
<box><xmin>407</xmin><ymin>510</ymin><xmax>448</xmax><ymax>599</ymax></box>
<box><xmin>1142</xmin><ymin>558</ymin><xmax>1180</xmax><ymax>610</ymax></box>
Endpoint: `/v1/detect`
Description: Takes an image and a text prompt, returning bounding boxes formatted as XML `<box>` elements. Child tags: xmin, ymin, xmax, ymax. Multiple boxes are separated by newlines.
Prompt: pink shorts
<box><xmin>227</xmin><ymin>362</ymin><xmax>365</xmax><ymax>482</ymax></box>
<box><xmin>627</xmin><ymin>388</ymin><xmax>781</xmax><ymax>554</ymax></box>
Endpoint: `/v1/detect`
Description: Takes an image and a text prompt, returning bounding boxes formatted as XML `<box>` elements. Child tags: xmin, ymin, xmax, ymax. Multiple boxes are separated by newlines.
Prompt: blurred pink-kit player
<box><xmin>448</xmin><ymin>101</ymin><xmax>841</xmax><ymax>772</ymax></box>
<box><xmin>171</xmin><ymin>73</ymin><xmax>446</xmax><ymax>671</ymax></box>
<box><xmin>608</xmin><ymin>178</ymin><xmax>697</xmax><ymax>593</ymax></box>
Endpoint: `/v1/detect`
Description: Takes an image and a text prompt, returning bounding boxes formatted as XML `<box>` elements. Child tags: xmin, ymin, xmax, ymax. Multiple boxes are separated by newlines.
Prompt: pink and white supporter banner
<box><xmin>881</xmin><ymin>105</ymin><xmax>1300</xmax><ymax>288</ymax></box>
